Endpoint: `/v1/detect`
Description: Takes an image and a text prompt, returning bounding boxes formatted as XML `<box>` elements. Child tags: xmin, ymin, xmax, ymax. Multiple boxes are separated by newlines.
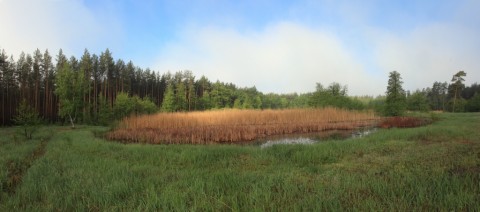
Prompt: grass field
<box><xmin>108</xmin><ymin>108</ymin><xmax>377</xmax><ymax>144</ymax></box>
<box><xmin>1</xmin><ymin>113</ymin><xmax>479</xmax><ymax>210</ymax></box>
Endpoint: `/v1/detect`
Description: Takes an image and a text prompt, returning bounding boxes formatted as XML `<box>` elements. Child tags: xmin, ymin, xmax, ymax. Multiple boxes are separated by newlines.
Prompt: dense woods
<box><xmin>0</xmin><ymin>48</ymin><xmax>307</xmax><ymax>126</ymax></box>
<box><xmin>1</xmin><ymin>48</ymin><xmax>479</xmax><ymax>126</ymax></box>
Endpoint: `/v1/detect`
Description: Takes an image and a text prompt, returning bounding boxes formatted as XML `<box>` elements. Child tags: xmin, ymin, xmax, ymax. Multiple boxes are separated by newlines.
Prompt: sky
<box><xmin>1</xmin><ymin>0</ymin><xmax>479</xmax><ymax>96</ymax></box>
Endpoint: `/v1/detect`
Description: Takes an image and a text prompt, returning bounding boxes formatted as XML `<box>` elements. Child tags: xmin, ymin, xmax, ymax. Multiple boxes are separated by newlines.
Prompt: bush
<box><xmin>13</xmin><ymin>99</ymin><xmax>42</xmax><ymax>139</ymax></box>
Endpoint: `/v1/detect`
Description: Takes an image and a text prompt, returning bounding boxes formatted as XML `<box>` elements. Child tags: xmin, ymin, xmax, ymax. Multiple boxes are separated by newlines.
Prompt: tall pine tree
<box><xmin>385</xmin><ymin>71</ymin><xmax>406</xmax><ymax>116</ymax></box>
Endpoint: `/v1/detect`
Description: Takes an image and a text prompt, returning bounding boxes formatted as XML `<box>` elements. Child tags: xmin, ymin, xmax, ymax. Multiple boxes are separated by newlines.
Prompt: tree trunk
<box><xmin>453</xmin><ymin>86</ymin><xmax>458</xmax><ymax>112</ymax></box>
<box><xmin>69</xmin><ymin>114</ymin><xmax>75</xmax><ymax>129</ymax></box>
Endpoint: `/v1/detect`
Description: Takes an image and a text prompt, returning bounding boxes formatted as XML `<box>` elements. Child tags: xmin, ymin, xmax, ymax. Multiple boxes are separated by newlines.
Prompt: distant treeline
<box><xmin>1</xmin><ymin>48</ymin><xmax>479</xmax><ymax>125</ymax></box>
<box><xmin>0</xmin><ymin>48</ymin><xmax>310</xmax><ymax>125</ymax></box>
<box><xmin>368</xmin><ymin>81</ymin><xmax>480</xmax><ymax>114</ymax></box>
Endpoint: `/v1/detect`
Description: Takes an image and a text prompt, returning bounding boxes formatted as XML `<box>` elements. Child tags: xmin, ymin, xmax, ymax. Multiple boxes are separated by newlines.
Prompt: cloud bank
<box><xmin>153</xmin><ymin>23</ymin><xmax>379</xmax><ymax>95</ymax></box>
<box><xmin>154</xmin><ymin>20</ymin><xmax>479</xmax><ymax>95</ymax></box>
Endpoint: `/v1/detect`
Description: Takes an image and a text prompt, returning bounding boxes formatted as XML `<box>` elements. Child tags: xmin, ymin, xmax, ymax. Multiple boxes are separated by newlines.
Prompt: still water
<box><xmin>258</xmin><ymin>128</ymin><xmax>377</xmax><ymax>148</ymax></box>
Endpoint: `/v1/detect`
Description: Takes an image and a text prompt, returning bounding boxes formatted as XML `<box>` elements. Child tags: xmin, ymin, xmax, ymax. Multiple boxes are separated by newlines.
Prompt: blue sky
<box><xmin>1</xmin><ymin>0</ymin><xmax>479</xmax><ymax>95</ymax></box>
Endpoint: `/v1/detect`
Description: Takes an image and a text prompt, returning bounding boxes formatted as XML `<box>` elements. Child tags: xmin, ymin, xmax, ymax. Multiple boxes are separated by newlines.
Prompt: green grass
<box><xmin>0</xmin><ymin>126</ymin><xmax>55</xmax><ymax>203</ymax></box>
<box><xmin>1</xmin><ymin>113</ymin><xmax>479</xmax><ymax>211</ymax></box>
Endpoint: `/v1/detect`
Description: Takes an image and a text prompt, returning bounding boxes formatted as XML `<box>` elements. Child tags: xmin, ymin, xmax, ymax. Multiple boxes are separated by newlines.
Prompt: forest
<box><xmin>1</xmin><ymin>48</ymin><xmax>479</xmax><ymax>126</ymax></box>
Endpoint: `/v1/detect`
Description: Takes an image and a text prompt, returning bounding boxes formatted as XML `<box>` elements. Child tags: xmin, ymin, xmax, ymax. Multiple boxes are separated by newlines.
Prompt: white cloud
<box><xmin>0</xmin><ymin>0</ymin><xmax>121</xmax><ymax>58</ymax></box>
<box><xmin>153</xmin><ymin>22</ymin><xmax>380</xmax><ymax>95</ymax></box>
<box><xmin>373</xmin><ymin>23</ymin><xmax>480</xmax><ymax>92</ymax></box>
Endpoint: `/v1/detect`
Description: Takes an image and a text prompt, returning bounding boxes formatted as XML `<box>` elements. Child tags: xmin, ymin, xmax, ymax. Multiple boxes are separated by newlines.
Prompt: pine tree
<box><xmin>450</xmin><ymin>71</ymin><xmax>466</xmax><ymax>112</ymax></box>
<box><xmin>385</xmin><ymin>71</ymin><xmax>406</xmax><ymax>116</ymax></box>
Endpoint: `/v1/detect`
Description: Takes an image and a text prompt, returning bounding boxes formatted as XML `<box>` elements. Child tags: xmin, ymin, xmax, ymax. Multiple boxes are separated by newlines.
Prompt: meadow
<box><xmin>0</xmin><ymin>112</ymin><xmax>479</xmax><ymax>210</ymax></box>
<box><xmin>107</xmin><ymin>108</ymin><xmax>377</xmax><ymax>144</ymax></box>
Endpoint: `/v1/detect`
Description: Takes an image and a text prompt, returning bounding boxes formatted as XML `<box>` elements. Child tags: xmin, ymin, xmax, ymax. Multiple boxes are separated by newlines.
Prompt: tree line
<box><xmin>1</xmin><ymin>48</ymin><xmax>479</xmax><ymax>126</ymax></box>
<box><xmin>0</xmin><ymin>48</ymin><xmax>310</xmax><ymax>126</ymax></box>
<box><xmin>379</xmin><ymin>70</ymin><xmax>480</xmax><ymax>116</ymax></box>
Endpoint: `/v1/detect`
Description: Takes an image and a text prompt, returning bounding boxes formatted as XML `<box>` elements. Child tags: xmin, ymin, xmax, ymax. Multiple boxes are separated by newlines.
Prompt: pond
<box><xmin>256</xmin><ymin>128</ymin><xmax>377</xmax><ymax>148</ymax></box>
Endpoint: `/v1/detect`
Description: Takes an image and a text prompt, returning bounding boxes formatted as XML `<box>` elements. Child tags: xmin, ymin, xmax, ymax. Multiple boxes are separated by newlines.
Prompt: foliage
<box><xmin>426</xmin><ymin>81</ymin><xmax>448</xmax><ymax>111</ymax></box>
<box><xmin>447</xmin><ymin>98</ymin><xmax>467</xmax><ymax>112</ymax></box>
<box><xmin>449</xmin><ymin>71</ymin><xmax>466</xmax><ymax>112</ymax></box>
<box><xmin>55</xmin><ymin>62</ymin><xmax>89</xmax><ymax>128</ymax></box>
<box><xmin>309</xmin><ymin>82</ymin><xmax>364</xmax><ymax>110</ymax></box>
<box><xmin>175</xmin><ymin>80</ymin><xmax>187</xmax><ymax>111</ymax></box>
<box><xmin>406</xmin><ymin>90</ymin><xmax>430</xmax><ymax>112</ymax></box>
<box><xmin>461</xmin><ymin>83</ymin><xmax>480</xmax><ymax>100</ymax></box>
<box><xmin>97</xmin><ymin>94</ymin><xmax>113</xmax><ymax>126</ymax></box>
<box><xmin>161</xmin><ymin>83</ymin><xmax>176</xmax><ymax>112</ymax></box>
<box><xmin>13</xmin><ymin>99</ymin><xmax>42</xmax><ymax>139</ymax></box>
<box><xmin>112</xmin><ymin>92</ymin><xmax>159</xmax><ymax>122</ymax></box>
<box><xmin>385</xmin><ymin>71</ymin><xmax>406</xmax><ymax>116</ymax></box>
<box><xmin>136</xmin><ymin>97</ymin><xmax>158</xmax><ymax>114</ymax></box>
<box><xmin>113</xmin><ymin>92</ymin><xmax>135</xmax><ymax>120</ymax></box>
<box><xmin>465</xmin><ymin>92</ymin><xmax>480</xmax><ymax>112</ymax></box>
<box><xmin>367</xmin><ymin>96</ymin><xmax>386</xmax><ymax>114</ymax></box>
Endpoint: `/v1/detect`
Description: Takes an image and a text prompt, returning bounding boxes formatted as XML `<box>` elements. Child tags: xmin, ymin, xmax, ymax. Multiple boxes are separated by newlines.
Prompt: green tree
<box><xmin>137</xmin><ymin>97</ymin><xmax>158</xmax><ymax>114</ymax></box>
<box><xmin>97</xmin><ymin>94</ymin><xmax>113</xmax><ymax>125</ymax></box>
<box><xmin>427</xmin><ymin>81</ymin><xmax>448</xmax><ymax>111</ymax></box>
<box><xmin>161</xmin><ymin>83</ymin><xmax>176</xmax><ymax>112</ymax></box>
<box><xmin>242</xmin><ymin>95</ymin><xmax>253</xmax><ymax>109</ymax></box>
<box><xmin>465</xmin><ymin>93</ymin><xmax>480</xmax><ymax>112</ymax></box>
<box><xmin>233</xmin><ymin>98</ymin><xmax>242</xmax><ymax>109</ymax></box>
<box><xmin>253</xmin><ymin>96</ymin><xmax>262</xmax><ymax>109</ymax></box>
<box><xmin>55</xmin><ymin>62</ymin><xmax>88</xmax><ymax>128</ymax></box>
<box><xmin>114</xmin><ymin>92</ymin><xmax>135</xmax><ymax>119</ymax></box>
<box><xmin>198</xmin><ymin>90</ymin><xmax>212</xmax><ymax>110</ymax></box>
<box><xmin>175</xmin><ymin>81</ymin><xmax>187</xmax><ymax>111</ymax></box>
<box><xmin>450</xmin><ymin>71</ymin><xmax>466</xmax><ymax>112</ymax></box>
<box><xmin>407</xmin><ymin>90</ymin><xmax>430</xmax><ymax>112</ymax></box>
<box><xmin>385</xmin><ymin>71</ymin><xmax>406</xmax><ymax>116</ymax></box>
<box><xmin>13</xmin><ymin>99</ymin><xmax>42</xmax><ymax>139</ymax></box>
<box><xmin>79</xmin><ymin>49</ymin><xmax>93</xmax><ymax>123</ymax></box>
<box><xmin>309</xmin><ymin>82</ymin><xmax>362</xmax><ymax>109</ymax></box>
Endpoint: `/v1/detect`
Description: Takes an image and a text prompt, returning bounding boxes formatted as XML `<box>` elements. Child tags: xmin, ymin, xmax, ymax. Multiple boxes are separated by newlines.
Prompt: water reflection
<box><xmin>260</xmin><ymin>137</ymin><xmax>317</xmax><ymax>148</ymax></box>
<box><xmin>259</xmin><ymin>128</ymin><xmax>377</xmax><ymax>148</ymax></box>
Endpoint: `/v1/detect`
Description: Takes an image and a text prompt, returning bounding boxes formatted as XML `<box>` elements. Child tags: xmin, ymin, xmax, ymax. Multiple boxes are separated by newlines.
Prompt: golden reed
<box><xmin>107</xmin><ymin>108</ymin><xmax>378</xmax><ymax>144</ymax></box>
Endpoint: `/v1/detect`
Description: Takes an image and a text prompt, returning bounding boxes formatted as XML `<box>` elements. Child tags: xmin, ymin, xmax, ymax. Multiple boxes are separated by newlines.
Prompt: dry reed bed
<box><xmin>107</xmin><ymin>108</ymin><xmax>378</xmax><ymax>144</ymax></box>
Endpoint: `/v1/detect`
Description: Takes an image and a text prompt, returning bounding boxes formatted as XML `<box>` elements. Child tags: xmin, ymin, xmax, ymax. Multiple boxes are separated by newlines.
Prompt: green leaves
<box><xmin>55</xmin><ymin>62</ymin><xmax>89</xmax><ymax>128</ymax></box>
<box><xmin>309</xmin><ymin>82</ymin><xmax>363</xmax><ymax>110</ymax></box>
<box><xmin>450</xmin><ymin>71</ymin><xmax>467</xmax><ymax>112</ymax></box>
<box><xmin>161</xmin><ymin>83</ymin><xmax>176</xmax><ymax>112</ymax></box>
<box><xmin>114</xmin><ymin>92</ymin><xmax>158</xmax><ymax>119</ymax></box>
<box><xmin>13</xmin><ymin>99</ymin><xmax>42</xmax><ymax>139</ymax></box>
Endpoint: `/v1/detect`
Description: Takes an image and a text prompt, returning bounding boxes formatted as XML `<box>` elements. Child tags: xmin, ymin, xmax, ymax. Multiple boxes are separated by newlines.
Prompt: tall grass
<box><xmin>1</xmin><ymin>113</ymin><xmax>479</xmax><ymax>211</ymax></box>
<box><xmin>0</xmin><ymin>127</ymin><xmax>51</xmax><ymax>200</ymax></box>
<box><xmin>108</xmin><ymin>108</ymin><xmax>377</xmax><ymax>144</ymax></box>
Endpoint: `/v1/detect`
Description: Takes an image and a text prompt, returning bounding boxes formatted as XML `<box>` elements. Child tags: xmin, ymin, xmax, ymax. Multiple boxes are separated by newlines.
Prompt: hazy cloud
<box><xmin>153</xmin><ymin>22</ymin><xmax>380</xmax><ymax>95</ymax></box>
<box><xmin>373</xmin><ymin>18</ymin><xmax>480</xmax><ymax>93</ymax></box>
<box><xmin>0</xmin><ymin>0</ymin><xmax>121</xmax><ymax>58</ymax></box>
